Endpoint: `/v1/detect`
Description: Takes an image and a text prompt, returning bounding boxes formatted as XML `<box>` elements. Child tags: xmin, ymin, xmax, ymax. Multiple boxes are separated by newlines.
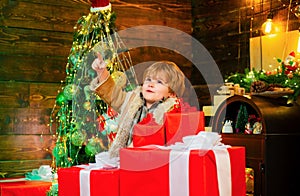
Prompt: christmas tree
<box><xmin>234</xmin><ymin>104</ymin><xmax>248</xmax><ymax>133</ymax></box>
<box><xmin>49</xmin><ymin>0</ymin><xmax>137</xmax><ymax>169</ymax></box>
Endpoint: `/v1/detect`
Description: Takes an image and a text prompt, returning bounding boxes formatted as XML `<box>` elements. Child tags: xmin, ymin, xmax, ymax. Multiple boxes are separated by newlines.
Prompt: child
<box><xmin>90</xmin><ymin>52</ymin><xmax>186</xmax><ymax>157</ymax></box>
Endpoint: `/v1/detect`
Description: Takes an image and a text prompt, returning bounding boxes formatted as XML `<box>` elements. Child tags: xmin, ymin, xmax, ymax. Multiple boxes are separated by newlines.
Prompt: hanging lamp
<box><xmin>261</xmin><ymin>0</ymin><xmax>277</xmax><ymax>35</ymax></box>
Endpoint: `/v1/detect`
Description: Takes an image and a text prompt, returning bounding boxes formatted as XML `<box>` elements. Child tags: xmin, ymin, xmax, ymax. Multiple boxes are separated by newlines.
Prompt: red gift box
<box><xmin>133</xmin><ymin>111</ymin><xmax>205</xmax><ymax>147</ymax></box>
<box><xmin>119</xmin><ymin>146</ymin><xmax>245</xmax><ymax>196</ymax></box>
<box><xmin>0</xmin><ymin>179</ymin><xmax>52</xmax><ymax>196</ymax></box>
<box><xmin>58</xmin><ymin>166</ymin><xmax>119</xmax><ymax>196</ymax></box>
<box><xmin>132</xmin><ymin>123</ymin><xmax>165</xmax><ymax>147</ymax></box>
<box><xmin>164</xmin><ymin>111</ymin><xmax>205</xmax><ymax>145</ymax></box>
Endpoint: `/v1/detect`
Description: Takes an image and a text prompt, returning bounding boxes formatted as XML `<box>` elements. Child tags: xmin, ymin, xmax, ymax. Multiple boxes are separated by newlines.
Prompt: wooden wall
<box><xmin>0</xmin><ymin>0</ymin><xmax>90</xmax><ymax>178</ymax></box>
<box><xmin>191</xmin><ymin>0</ymin><xmax>299</xmax><ymax>81</ymax></box>
<box><xmin>0</xmin><ymin>0</ymin><xmax>299</xmax><ymax>177</ymax></box>
<box><xmin>0</xmin><ymin>0</ymin><xmax>193</xmax><ymax>177</ymax></box>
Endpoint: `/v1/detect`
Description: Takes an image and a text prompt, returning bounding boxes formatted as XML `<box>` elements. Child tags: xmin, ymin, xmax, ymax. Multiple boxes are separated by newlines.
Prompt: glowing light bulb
<box><xmin>262</xmin><ymin>19</ymin><xmax>275</xmax><ymax>35</ymax></box>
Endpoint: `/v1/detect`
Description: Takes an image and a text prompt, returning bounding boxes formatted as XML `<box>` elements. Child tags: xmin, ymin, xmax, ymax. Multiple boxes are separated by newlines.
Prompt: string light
<box><xmin>261</xmin><ymin>0</ymin><xmax>278</xmax><ymax>35</ymax></box>
<box><xmin>261</xmin><ymin>13</ymin><xmax>276</xmax><ymax>34</ymax></box>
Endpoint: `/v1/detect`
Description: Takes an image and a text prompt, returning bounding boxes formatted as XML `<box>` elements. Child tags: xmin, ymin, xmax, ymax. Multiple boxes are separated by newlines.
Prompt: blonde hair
<box><xmin>143</xmin><ymin>61</ymin><xmax>186</xmax><ymax>97</ymax></box>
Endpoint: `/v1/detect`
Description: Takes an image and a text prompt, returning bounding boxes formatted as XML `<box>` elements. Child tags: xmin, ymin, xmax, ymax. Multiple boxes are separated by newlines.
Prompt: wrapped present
<box><xmin>132</xmin><ymin>123</ymin><xmax>165</xmax><ymax>147</ymax></box>
<box><xmin>0</xmin><ymin>178</ymin><xmax>52</xmax><ymax>196</ymax></box>
<box><xmin>120</xmin><ymin>133</ymin><xmax>245</xmax><ymax>196</ymax></box>
<box><xmin>58</xmin><ymin>165</ymin><xmax>119</xmax><ymax>196</ymax></box>
<box><xmin>133</xmin><ymin>111</ymin><xmax>205</xmax><ymax>147</ymax></box>
<box><xmin>164</xmin><ymin>111</ymin><xmax>205</xmax><ymax>145</ymax></box>
<box><xmin>120</xmin><ymin>147</ymin><xmax>245</xmax><ymax>196</ymax></box>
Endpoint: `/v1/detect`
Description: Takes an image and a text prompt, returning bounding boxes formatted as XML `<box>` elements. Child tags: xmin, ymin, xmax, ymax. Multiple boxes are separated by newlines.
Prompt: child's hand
<box><xmin>92</xmin><ymin>52</ymin><xmax>106</xmax><ymax>75</ymax></box>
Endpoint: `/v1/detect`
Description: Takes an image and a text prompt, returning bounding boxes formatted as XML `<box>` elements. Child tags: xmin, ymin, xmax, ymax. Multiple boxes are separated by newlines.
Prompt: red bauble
<box><xmin>108</xmin><ymin>132</ymin><xmax>117</xmax><ymax>142</ymax></box>
<box><xmin>97</xmin><ymin>115</ymin><xmax>106</xmax><ymax>131</ymax></box>
<box><xmin>107</xmin><ymin>107</ymin><xmax>118</xmax><ymax>118</ymax></box>
<box><xmin>90</xmin><ymin>0</ymin><xmax>110</xmax><ymax>8</ymax></box>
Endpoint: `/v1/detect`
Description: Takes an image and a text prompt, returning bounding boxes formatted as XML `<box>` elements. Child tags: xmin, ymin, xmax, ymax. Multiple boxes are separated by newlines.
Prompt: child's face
<box><xmin>142</xmin><ymin>73</ymin><xmax>174</xmax><ymax>108</ymax></box>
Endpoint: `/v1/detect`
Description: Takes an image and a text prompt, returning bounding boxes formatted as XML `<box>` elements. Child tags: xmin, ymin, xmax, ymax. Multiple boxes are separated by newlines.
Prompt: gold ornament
<box><xmin>111</xmin><ymin>71</ymin><xmax>127</xmax><ymax>88</ymax></box>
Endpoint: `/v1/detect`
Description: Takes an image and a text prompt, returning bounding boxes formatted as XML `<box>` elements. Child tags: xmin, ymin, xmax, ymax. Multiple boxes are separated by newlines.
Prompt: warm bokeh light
<box><xmin>261</xmin><ymin>18</ymin><xmax>279</xmax><ymax>35</ymax></box>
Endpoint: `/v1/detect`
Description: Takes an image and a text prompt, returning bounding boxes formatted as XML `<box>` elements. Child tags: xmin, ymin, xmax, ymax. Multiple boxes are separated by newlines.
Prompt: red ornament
<box><xmin>97</xmin><ymin>115</ymin><xmax>106</xmax><ymax>131</ymax></box>
<box><xmin>107</xmin><ymin>132</ymin><xmax>117</xmax><ymax>142</ymax></box>
<box><xmin>107</xmin><ymin>107</ymin><xmax>118</xmax><ymax>118</ymax></box>
<box><xmin>90</xmin><ymin>0</ymin><xmax>110</xmax><ymax>8</ymax></box>
<box><xmin>289</xmin><ymin>51</ymin><xmax>296</xmax><ymax>58</ymax></box>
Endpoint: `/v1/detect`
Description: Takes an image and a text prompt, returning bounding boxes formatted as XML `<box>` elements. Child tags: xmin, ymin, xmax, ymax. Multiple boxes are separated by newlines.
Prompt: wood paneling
<box><xmin>0</xmin><ymin>159</ymin><xmax>53</xmax><ymax>178</ymax></box>
<box><xmin>0</xmin><ymin>81</ymin><xmax>58</xmax><ymax>177</ymax></box>
<box><xmin>191</xmin><ymin>0</ymin><xmax>299</xmax><ymax>80</ymax></box>
<box><xmin>0</xmin><ymin>0</ymin><xmax>194</xmax><ymax>177</ymax></box>
<box><xmin>1</xmin><ymin>0</ymin><xmax>89</xmax><ymax>32</ymax></box>
<box><xmin>0</xmin><ymin>135</ymin><xmax>54</xmax><ymax>161</ymax></box>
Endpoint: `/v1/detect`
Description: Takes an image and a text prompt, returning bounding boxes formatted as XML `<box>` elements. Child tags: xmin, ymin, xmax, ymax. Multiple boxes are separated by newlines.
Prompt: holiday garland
<box><xmin>225</xmin><ymin>52</ymin><xmax>300</xmax><ymax>102</ymax></box>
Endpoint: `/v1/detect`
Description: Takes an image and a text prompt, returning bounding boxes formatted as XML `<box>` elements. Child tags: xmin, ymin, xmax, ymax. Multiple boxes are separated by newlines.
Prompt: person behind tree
<box><xmin>90</xmin><ymin>52</ymin><xmax>186</xmax><ymax>157</ymax></box>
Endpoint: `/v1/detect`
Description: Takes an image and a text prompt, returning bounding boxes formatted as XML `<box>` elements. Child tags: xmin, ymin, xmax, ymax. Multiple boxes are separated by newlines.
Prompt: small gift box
<box><xmin>58</xmin><ymin>165</ymin><xmax>119</xmax><ymax>196</ymax></box>
<box><xmin>132</xmin><ymin>123</ymin><xmax>165</xmax><ymax>147</ymax></box>
<box><xmin>164</xmin><ymin>111</ymin><xmax>205</xmax><ymax>145</ymax></box>
<box><xmin>133</xmin><ymin>111</ymin><xmax>205</xmax><ymax>147</ymax></box>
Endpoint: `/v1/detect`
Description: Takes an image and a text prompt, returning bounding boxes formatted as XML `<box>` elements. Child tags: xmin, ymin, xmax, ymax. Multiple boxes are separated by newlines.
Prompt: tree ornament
<box><xmin>106</xmin><ymin>106</ymin><xmax>118</xmax><ymax>117</ymax></box>
<box><xmin>284</xmin><ymin>51</ymin><xmax>296</xmax><ymax>67</ymax></box>
<box><xmin>111</xmin><ymin>71</ymin><xmax>127</xmax><ymax>88</ymax></box>
<box><xmin>52</xmin><ymin>142</ymin><xmax>66</xmax><ymax>158</ymax></box>
<box><xmin>56</xmin><ymin>92</ymin><xmax>67</xmax><ymax>106</ymax></box>
<box><xmin>97</xmin><ymin>115</ymin><xmax>106</xmax><ymax>131</ymax></box>
<box><xmin>107</xmin><ymin>132</ymin><xmax>117</xmax><ymax>143</ymax></box>
<box><xmin>71</xmin><ymin>130</ymin><xmax>87</xmax><ymax>146</ymax></box>
<box><xmin>85</xmin><ymin>137</ymin><xmax>102</xmax><ymax>156</ymax></box>
<box><xmin>63</xmin><ymin>84</ymin><xmax>79</xmax><ymax>100</ymax></box>
<box><xmin>83</xmin><ymin>101</ymin><xmax>91</xmax><ymax>110</ymax></box>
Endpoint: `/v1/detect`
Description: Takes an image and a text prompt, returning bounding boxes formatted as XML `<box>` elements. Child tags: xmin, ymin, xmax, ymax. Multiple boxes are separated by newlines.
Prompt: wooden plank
<box><xmin>0</xmin><ymin>159</ymin><xmax>53</xmax><ymax>178</ymax></box>
<box><xmin>0</xmin><ymin>54</ymin><xmax>67</xmax><ymax>82</ymax></box>
<box><xmin>0</xmin><ymin>108</ymin><xmax>55</xmax><ymax>135</ymax></box>
<box><xmin>114</xmin><ymin>0</ymin><xmax>192</xmax><ymax>33</ymax></box>
<box><xmin>29</xmin><ymin>83</ymin><xmax>61</xmax><ymax>109</ymax></box>
<box><xmin>0</xmin><ymin>135</ymin><xmax>54</xmax><ymax>161</ymax></box>
<box><xmin>0</xmin><ymin>82</ymin><xmax>60</xmax><ymax>108</ymax></box>
<box><xmin>1</xmin><ymin>0</ymin><xmax>89</xmax><ymax>32</ymax></box>
<box><xmin>0</xmin><ymin>27</ymin><xmax>73</xmax><ymax>57</ymax></box>
<box><xmin>0</xmin><ymin>81</ymin><xmax>29</xmax><ymax>108</ymax></box>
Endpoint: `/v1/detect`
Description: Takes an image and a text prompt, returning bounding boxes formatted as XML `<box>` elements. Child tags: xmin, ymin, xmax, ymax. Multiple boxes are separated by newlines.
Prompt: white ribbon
<box><xmin>213</xmin><ymin>148</ymin><xmax>232</xmax><ymax>196</ymax></box>
<box><xmin>76</xmin><ymin>164</ymin><xmax>104</xmax><ymax>196</ymax></box>
<box><xmin>169</xmin><ymin>150</ymin><xmax>190</xmax><ymax>196</ymax></box>
<box><xmin>167</xmin><ymin>132</ymin><xmax>232</xmax><ymax>196</ymax></box>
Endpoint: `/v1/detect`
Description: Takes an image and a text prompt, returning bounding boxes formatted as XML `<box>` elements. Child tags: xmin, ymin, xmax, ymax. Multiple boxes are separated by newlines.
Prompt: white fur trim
<box><xmin>153</xmin><ymin>98</ymin><xmax>177</xmax><ymax>124</ymax></box>
<box><xmin>90</xmin><ymin>3</ymin><xmax>111</xmax><ymax>12</ymax></box>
